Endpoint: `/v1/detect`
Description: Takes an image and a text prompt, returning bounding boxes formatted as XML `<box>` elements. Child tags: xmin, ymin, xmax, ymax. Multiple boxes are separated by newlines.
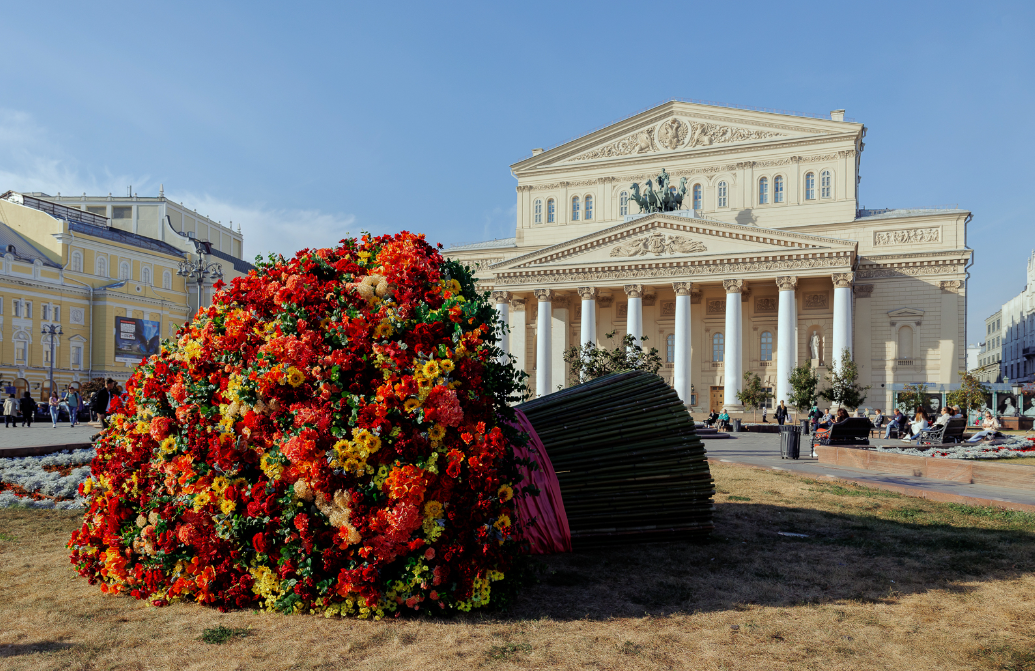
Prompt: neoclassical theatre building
<box><xmin>447</xmin><ymin>101</ymin><xmax>972</xmax><ymax>415</ymax></box>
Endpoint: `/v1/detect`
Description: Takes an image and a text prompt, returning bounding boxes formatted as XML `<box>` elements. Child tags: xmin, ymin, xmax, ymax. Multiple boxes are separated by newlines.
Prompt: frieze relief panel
<box><xmin>873</xmin><ymin>228</ymin><xmax>941</xmax><ymax>246</ymax></box>
<box><xmin>610</xmin><ymin>231</ymin><xmax>708</xmax><ymax>257</ymax></box>
<box><xmin>706</xmin><ymin>299</ymin><xmax>726</xmax><ymax>314</ymax></box>
<box><xmin>754</xmin><ymin>297</ymin><xmax>778</xmax><ymax>314</ymax></box>
<box><xmin>661</xmin><ymin>301</ymin><xmax>676</xmax><ymax>317</ymax></box>
<box><xmin>803</xmin><ymin>293</ymin><xmax>828</xmax><ymax>310</ymax></box>
<box><xmin>856</xmin><ymin>264</ymin><xmax>960</xmax><ymax>279</ymax></box>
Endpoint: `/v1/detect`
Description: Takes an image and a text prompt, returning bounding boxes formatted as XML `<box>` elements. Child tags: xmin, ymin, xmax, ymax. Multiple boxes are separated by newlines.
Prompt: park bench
<box><xmin>811</xmin><ymin>417</ymin><xmax>872</xmax><ymax>448</ymax></box>
<box><xmin>916</xmin><ymin>418</ymin><xmax>967</xmax><ymax>446</ymax></box>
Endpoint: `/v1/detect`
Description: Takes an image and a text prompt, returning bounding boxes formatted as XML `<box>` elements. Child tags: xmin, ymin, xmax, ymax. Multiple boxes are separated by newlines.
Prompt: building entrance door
<box><xmin>710</xmin><ymin>386</ymin><xmax>724</xmax><ymax>413</ymax></box>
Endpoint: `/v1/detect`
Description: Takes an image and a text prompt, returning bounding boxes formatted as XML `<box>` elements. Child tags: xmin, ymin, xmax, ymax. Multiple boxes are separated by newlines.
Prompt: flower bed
<box><xmin>0</xmin><ymin>448</ymin><xmax>94</xmax><ymax>509</ymax></box>
<box><xmin>876</xmin><ymin>437</ymin><xmax>1035</xmax><ymax>460</ymax></box>
<box><xmin>68</xmin><ymin>233</ymin><xmax>528</xmax><ymax>618</ymax></box>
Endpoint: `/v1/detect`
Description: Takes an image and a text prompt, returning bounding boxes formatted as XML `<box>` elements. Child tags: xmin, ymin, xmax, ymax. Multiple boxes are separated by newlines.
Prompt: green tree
<box><xmin>563</xmin><ymin>331</ymin><xmax>662</xmax><ymax>383</ymax></box>
<box><xmin>895</xmin><ymin>382</ymin><xmax>929</xmax><ymax>415</ymax></box>
<box><xmin>788</xmin><ymin>363</ymin><xmax>820</xmax><ymax>422</ymax></box>
<box><xmin>946</xmin><ymin>371</ymin><xmax>988</xmax><ymax>416</ymax></box>
<box><xmin>817</xmin><ymin>348</ymin><xmax>870</xmax><ymax>410</ymax></box>
<box><xmin>736</xmin><ymin>371</ymin><xmax>772</xmax><ymax>422</ymax></box>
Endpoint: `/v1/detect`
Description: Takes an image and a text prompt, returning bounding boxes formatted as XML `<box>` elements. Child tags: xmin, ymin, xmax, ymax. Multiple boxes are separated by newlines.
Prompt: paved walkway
<box><xmin>0</xmin><ymin>421</ymin><xmax>97</xmax><ymax>457</ymax></box>
<box><xmin>704</xmin><ymin>430</ymin><xmax>1035</xmax><ymax>512</ymax></box>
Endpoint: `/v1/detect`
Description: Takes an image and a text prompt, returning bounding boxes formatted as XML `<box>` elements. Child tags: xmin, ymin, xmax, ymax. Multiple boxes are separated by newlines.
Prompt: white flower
<box><xmin>0</xmin><ymin>448</ymin><xmax>95</xmax><ymax>508</ymax></box>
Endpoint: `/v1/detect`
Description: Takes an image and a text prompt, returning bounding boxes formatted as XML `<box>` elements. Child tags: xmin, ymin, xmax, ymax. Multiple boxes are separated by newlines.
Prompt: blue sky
<box><xmin>2</xmin><ymin>0</ymin><xmax>1032</xmax><ymax>343</ymax></box>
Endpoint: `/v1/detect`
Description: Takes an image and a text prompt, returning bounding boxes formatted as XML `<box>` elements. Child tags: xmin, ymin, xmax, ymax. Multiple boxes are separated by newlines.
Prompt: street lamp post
<box><xmin>41</xmin><ymin>323</ymin><xmax>63</xmax><ymax>399</ymax></box>
<box><xmin>177</xmin><ymin>240</ymin><xmax>223</xmax><ymax>315</ymax></box>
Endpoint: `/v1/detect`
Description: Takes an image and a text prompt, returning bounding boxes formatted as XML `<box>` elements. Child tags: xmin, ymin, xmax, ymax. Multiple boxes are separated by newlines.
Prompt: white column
<box><xmin>775</xmin><ymin>276</ymin><xmax>798</xmax><ymax>407</ymax></box>
<box><xmin>722</xmin><ymin>279</ymin><xmax>745</xmax><ymax>409</ymax></box>
<box><xmin>673</xmin><ymin>282</ymin><xmax>693</xmax><ymax>405</ymax></box>
<box><xmin>551</xmin><ymin>302</ymin><xmax>568</xmax><ymax>392</ymax></box>
<box><xmin>509</xmin><ymin>298</ymin><xmax>526</xmax><ymax>380</ymax></box>
<box><xmin>624</xmin><ymin>284</ymin><xmax>643</xmax><ymax>347</ymax></box>
<box><xmin>831</xmin><ymin>272</ymin><xmax>854</xmax><ymax>369</ymax></box>
<box><xmin>577</xmin><ymin>287</ymin><xmax>596</xmax><ymax>347</ymax></box>
<box><xmin>491</xmin><ymin>291</ymin><xmax>510</xmax><ymax>366</ymax></box>
<box><xmin>534</xmin><ymin>289</ymin><xmax>552</xmax><ymax>396</ymax></box>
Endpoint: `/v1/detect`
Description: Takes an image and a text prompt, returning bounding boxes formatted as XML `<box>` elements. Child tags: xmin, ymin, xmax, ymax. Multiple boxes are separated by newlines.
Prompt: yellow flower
<box><xmin>220</xmin><ymin>498</ymin><xmax>236</xmax><ymax>515</ymax></box>
<box><xmin>498</xmin><ymin>484</ymin><xmax>514</xmax><ymax>502</ymax></box>
<box><xmin>82</xmin><ymin>478</ymin><xmax>93</xmax><ymax>494</ymax></box>
<box><xmin>159</xmin><ymin>437</ymin><xmax>177</xmax><ymax>455</ymax></box>
<box><xmin>428</xmin><ymin>424</ymin><xmax>445</xmax><ymax>441</ymax></box>
<box><xmin>211</xmin><ymin>476</ymin><xmax>229</xmax><ymax>494</ymax></box>
<box><xmin>286</xmin><ymin>367</ymin><xmax>305</xmax><ymax>387</ymax></box>
<box><xmin>421</xmin><ymin>360</ymin><xmax>440</xmax><ymax>379</ymax></box>
<box><xmin>424</xmin><ymin>500</ymin><xmax>443</xmax><ymax>519</ymax></box>
<box><xmin>493</xmin><ymin>514</ymin><xmax>511</xmax><ymax>530</ymax></box>
<box><xmin>446</xmin><ymin>279</ymin><xmax>461</xmax><ymax>295</ymax></box>
<box><xmin>193</xmin><ymin>491</ymin><xmax>212</xmax><ymax>510</ymax></box>
<box><xmin>439</xmin><ymin>359</ymin><xmax>455</xmax><ymax>373</ymax></box>
<box><xmin>403</xmin><ymin>398</ymin><xmax>420</xmax><ymax>413</ymax></box>
<box><xmin>374</xmin><ymin>321</ymin><xmax>394</xmax><ymax>339</ymax></box>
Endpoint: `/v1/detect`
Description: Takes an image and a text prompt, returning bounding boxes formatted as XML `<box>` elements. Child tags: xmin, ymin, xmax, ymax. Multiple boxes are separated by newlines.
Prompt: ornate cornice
<box><xmin>775</xmin><ymin>276</ymin><xmax>798</xmax><ymax>291</ymax></box>
<box><xmin>723</xmin><ymin>279</ymin><xmax>745</xmax><ymax>294</ymax></box>
<box><xmin>673</xmin><ymin>281</ymin><xmax>693</xmax><ymax>296</ymax></box>
<box><xmin>832</xmin><ymin>272</ymin><xmax>855</xmax><ymax>289</ymax></box>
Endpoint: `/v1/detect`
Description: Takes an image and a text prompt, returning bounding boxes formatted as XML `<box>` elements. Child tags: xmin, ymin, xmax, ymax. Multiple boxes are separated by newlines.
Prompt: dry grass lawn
<box><xmin>2</xmin><ymin>462</ymin><xmax>1035</xmax><ymax>670</ymax></box>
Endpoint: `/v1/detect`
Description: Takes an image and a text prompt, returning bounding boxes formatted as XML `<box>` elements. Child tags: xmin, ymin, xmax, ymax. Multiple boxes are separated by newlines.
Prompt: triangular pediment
<box><xmin>888</xmin><ymin>307</ymin><xmax>925</xmax><ymax>320</ymax></box>
<box><xmin>514</xmin><ymin>101</ymin><xmax>861</xmax><ymax>170</ymax></box>
<box><xmin>493</xmin><ymin>213</ymin><xmax>857</xmax><ymax>271</ymax></box>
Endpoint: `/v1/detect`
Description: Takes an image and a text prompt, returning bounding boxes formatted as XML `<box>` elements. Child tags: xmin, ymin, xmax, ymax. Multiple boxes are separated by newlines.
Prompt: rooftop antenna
<box><xmin>128</xmin><ymin>186</ymin><xmax>132</xmax><ymax>197</ymax></box>
<box><xmin>159</xmin><ymin>184</ymin><xmax>164</xmax><ymax>198</ymax></box>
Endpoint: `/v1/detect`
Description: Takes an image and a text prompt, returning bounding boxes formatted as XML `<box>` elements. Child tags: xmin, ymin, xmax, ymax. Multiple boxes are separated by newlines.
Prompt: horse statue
<box><xmin>627</xmin><ymin>169</ymin><xmax>683</xmax><ymax>214</ymax></box>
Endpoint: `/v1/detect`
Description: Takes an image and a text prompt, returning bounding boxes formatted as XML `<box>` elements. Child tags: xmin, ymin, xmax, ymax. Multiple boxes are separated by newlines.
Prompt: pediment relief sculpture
<box><xmin>610</xmin><ymin>231</ymin><xmax>708</xmax><ymax>258</ymax></box>
<box><xmin>568</xmin><ymin>116</ymin><xmax>787</xmax><ymax>162</ymax></box>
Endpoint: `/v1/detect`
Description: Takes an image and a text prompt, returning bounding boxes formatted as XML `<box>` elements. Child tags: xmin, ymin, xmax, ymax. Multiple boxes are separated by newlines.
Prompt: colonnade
<box><xmin>493</xmin><ymin>272</ymin><xmax>855</xmax><ymax>410</ymax></box>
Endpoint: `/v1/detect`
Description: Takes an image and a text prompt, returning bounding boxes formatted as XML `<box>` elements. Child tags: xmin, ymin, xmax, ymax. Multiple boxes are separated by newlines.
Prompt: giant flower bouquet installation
<box><xmin>69</xmin><ymin>233</ymin><xmax>528</xmax><ymax>618</ymax></box>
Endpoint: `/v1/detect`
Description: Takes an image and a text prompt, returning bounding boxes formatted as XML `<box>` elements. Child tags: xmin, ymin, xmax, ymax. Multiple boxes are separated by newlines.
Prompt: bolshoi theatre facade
<box><xmin>447</xmin><ymin>101</ymin><xmax>972</xmax><ymax>416</ymax></box>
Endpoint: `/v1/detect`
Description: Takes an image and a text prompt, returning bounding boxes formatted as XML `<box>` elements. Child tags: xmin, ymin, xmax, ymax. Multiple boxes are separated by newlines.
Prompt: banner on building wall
<box><xmin>114</xmin><ymin>317</ymin><xmax>161</xmax><ymax>363</ymax></box>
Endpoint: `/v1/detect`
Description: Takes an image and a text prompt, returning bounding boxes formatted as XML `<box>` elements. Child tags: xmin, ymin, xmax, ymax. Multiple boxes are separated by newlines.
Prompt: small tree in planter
<box><xmin>895</xmin><ymin>382</ymin><xmax>929</xmax><ymax>416</ymax></box>
<box><xmin>563</xmin><ymin>331</ymin><xmax>662</xmax><ymax>383</ymax></box>
<box><xmin>736</xmin><ymin>371</ymin><xmax>772</xmax><ymax>423</ymax></box>
<box><xmin>946</xmin><ymin>371</ymin><xmax>989</xmax><ymax>421</ymax></box>
<box><xmin>817</xmin><ymin>347</ymin><xmax>870</xmax><ymax>411</ymax></box>
<box><xmin>788</xmin><ymin>363</ymin><xmax>820</xmax><ymax>423</ymax></box>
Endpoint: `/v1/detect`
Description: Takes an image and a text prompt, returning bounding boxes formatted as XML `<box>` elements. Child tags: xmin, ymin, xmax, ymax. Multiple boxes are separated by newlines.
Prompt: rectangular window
<box><xmin>71</xmin><ymin>345</ymin><xmax>82</xmax><ymax>368</ymax></box>
<box><xmin>86</xmin><ymin>206</ymin><xmax>107</xmax><ymax>217</ymax></box>
<box><xmin>25</xmin><ymin>302</ymin><xmax>31</xmax><ymax>318</ymax></box>
<box><xmin>42</xmin><ymin>304</ymin><xmax>50</xmax><ymax>320</ymax></box>
<box><xmin>0</xmin><ymin>298</ymin><xmax>3</xmax><ymax>315</ymax></box>
<box><xmin>44</xmin><ymin>347</ymin><xmax>52</xmax><ymax>364</ymax></box>
<box><xmin>774</xmin><ymin>177</ymin><xmax>784</xmax><ymax>203</ymax></box>
<box><xmin>54</xmin><ymin>306</ymin><xmax>60</xmax><ymax>322</ymax></box>
<box><xmin>112</xmin><ymin>206</ymin><xmax>132</xmax><ymax>220</ymax></box>
<box><xmin>15</xmin><ymin>341</ymin><xmax>26</xmax><ymax>364</ymax></box>
<box><xmin>13</xmin><ymin>300</ymin><xmax>21</xmax><ymax>318</ymax></box>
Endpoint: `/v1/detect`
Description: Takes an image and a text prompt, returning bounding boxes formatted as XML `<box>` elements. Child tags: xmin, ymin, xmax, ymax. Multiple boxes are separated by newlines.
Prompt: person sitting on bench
<box><xmin>901</xmin><ymin>409</ymin><xmax>930</xmax><ymax>441</ymax></box>
<box><xmin>717</xmin><ymin>409</ymin><xmax>732</xmax><ymax>432</ymax></box>
<box><xmin>703</xmin><ymin>411</ymin><xmax>719</xmax><ymax>428</ymax></box>
<box><xmin>813</xmin><ymin>408</ymin><xmax>849</xmax><ymax>442</ymax></box>
<box><xmin>884</xmin><ymin>409</ymin><xmax>906</xmax><ymax>439</ymax></box>
<box><xmin>967</xmin><ymin>410</ymin><xmax>1001</xmax><ymax>442</ymax></box>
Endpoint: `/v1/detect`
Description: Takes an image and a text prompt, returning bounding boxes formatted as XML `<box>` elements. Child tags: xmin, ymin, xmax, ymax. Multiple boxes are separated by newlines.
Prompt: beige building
<box><xmin>0</xmin><ymin>191</ymin><xmax>253</xmax><ymax>401</ymax></box>
<box><xmin>447</xmin><ymin>101</ymin><xmax>972</xmax><ymax>415</ymax></box>
<box><xmin>975</xmin><ymin>310</ymin><xmax>1003</xmax><ymax>383</ymax></box>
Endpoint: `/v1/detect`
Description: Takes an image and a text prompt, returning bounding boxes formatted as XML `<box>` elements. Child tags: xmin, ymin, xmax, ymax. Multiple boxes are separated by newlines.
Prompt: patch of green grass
<box><xmin>619</xmin><ymin>640</ymin><xmax>643</xmax><ymax>655</ymax></box>
<box><xmin>487</xmin><ymin>642</ymin><xmax>531</xmax><ymax>660</ymax></box>
<box><xmin>199</xmin><ymin>626</ymin><xmax>251</xmax><ymax>645</ymax></box>
<box><xmin>0</xmin><ymin>531</ymin><xmax>16</xmax><ymax>541</ymax></box>
<box><xmin>972</xmin><ymin>641</ymin><xmax>1035</xmax><ymax>670</ymax></box>
<box><xmin>806</xmin><ymin>482</ymin><xmax>903</xmax><ymax>499</ymax></box>
<box><xmin>728</xmin><ymin>495</ymin><xmax>752</xmax><ymax>501</ymax></box>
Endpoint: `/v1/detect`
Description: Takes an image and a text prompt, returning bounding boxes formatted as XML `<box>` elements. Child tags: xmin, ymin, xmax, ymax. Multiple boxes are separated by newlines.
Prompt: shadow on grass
<box><xmin>505</xmin><ymin>496</ymin><xmax>1035</xmax><ymax>620</ymax></box>
<box><xmin>0</xmin><ymin>641</ymin><xmax>76</xmax><ymax>657</ymax></box>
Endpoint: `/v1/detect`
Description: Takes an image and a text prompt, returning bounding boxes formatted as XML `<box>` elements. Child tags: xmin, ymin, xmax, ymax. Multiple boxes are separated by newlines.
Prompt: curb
<box><xmin>708</xmin><ymin>458</ymin><xmax>1035</xmax><ymax>514</ymax></box>
<box><xmin>0</xmin><ymin>443</ymin><xmax>93</xmax><ymax>458</ymax></box>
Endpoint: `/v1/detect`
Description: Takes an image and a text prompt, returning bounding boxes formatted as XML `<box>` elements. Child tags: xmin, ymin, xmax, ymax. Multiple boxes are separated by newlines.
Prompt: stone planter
<box><xmin>1000</xmin><ymin>416</ymin><xmax>1034</xmax><ymax>431</ymax></box>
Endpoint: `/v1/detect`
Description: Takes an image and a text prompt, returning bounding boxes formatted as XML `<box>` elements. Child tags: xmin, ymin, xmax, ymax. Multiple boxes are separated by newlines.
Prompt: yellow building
<box><xmin>0</xmin><ymin>191</ymin><xmax>253</xmax><ymax>401</ymax></box>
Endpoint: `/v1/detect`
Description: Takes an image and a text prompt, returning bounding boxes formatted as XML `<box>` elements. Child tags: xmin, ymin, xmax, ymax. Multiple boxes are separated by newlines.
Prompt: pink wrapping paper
<box><xmin>510</xmin><ymin>408</ymin><xmax>572</xmax><ymax>554</ymax></box>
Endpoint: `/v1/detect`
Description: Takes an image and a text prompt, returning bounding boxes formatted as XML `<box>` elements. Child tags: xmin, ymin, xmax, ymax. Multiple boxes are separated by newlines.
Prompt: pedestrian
<box><xmin>19</xmin><ymin>391</ymin><xmax>37</xmax><ymax>428</ymax></box>
<box><xmin>3</xmin><ymin>393</ymin><xmax>17</xmax><ymax>427</ymax></box>
<box><xmin>761</xmin><ymin>405</ymin><xmax>768</xmax><ymax>423</ymax></box>
<box><xmin>61</xmin><ymin>384</ymin><xmax>81</xmax><ymax>427</ymax></box>
<box><xmin>91</xmin><ymin>379</ymin><xmax>115</xmax><ymax>429</ymax></box>
<box><xmin>48</xmin><ymin>391</ymin><xmax>60</xmax><ymax>428</ymax></box>
<box><xmin>775</xmin><ymin>400</ymin><xmax>789</xmax><ymax>426</ymax></box>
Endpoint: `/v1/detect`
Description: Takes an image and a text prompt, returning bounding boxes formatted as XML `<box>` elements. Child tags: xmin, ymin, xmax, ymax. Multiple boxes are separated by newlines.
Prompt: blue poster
<box><xmin>114</xmin><ymin>317</ymin><xmax>161</xmax><ymax>363</ymax></box>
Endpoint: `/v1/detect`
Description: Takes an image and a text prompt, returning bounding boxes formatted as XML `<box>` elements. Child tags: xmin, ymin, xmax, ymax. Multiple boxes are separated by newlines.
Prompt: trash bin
<box><xmin>800</xmin><ymin>419</ymin><xmax>810</xmax><ymax>435</ymax></box>
<box><xmin>780</xmin><ymin>425</ymin><xmax>802</xmax><ymax>460</ymax></box>
<box><xmin>732</xmin><ymin>419</ymin><xmax>742</xmax><ymax>433</ymax></box>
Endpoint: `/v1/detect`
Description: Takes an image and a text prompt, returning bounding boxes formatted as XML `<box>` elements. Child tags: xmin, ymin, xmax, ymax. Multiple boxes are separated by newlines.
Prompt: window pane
<box><xmin>805</xmin><ymin>173</ymin><xmax>815</xmax><ymax>200</ymax></box>
<box><xmin>585</xmin><ymin>196</ymin><xmax>593</xmax><ymax>220</ymax></box>
<box><xmin>571</xmin><ymin>197</ymin><xmax>580</xmax><ymax>221</ymax></box>
<box><xmin>718</xmin><ymin>181</ymin><xmax>728</xmax><ymax>208</ymax></box>
<box><xmin>713</xmin><ymin>333</ymin><xmax>724</xmax><ymax>362</ymax></box>
<box><xmin>774</xmin><ymin>176</ymin><xmax>784</xmax><ymax>203</ymax></box>
<box><xmin>693</xmin><ymin>184</ymin><xmax>702</xmax><ymax>210</ymax></box>
<box><xmin>821</xmin><ymin>170</ymin><xmax>831</xmax><ymax>198</ymax></box>
<box><xmin>758</xmin><ymin>177</ymin><xmax>768</xmax><ymax>205</ymax></box>
<box><xmin>547</xmin><ymin>200</ymin><xmax>555</xmax><ymax>223</ymax></box>
<box><xmin>619</xmin><ymin>191</ymin><xmax>628</xmax><ymax>216</ymax></box>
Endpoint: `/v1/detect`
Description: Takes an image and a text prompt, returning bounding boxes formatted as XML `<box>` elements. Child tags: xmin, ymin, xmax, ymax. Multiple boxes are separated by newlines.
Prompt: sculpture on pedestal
<box><xmin>809</xmin><ymin>330</ymin><xmax>822</xmax><ymax>362</ymax></box>
<box><xmin>629</xmin><ymin>168</ymin><xmax>688</xmax><ymax>213</ymax></box>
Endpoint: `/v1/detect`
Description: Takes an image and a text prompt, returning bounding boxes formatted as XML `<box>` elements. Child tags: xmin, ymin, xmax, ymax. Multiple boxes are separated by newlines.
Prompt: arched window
<box><xmin>141</xmin><ymin>266</ymin><xmax>152</xmax><ymax>285</ymax></box>
<box><xmin>619</xmin><ymin>191</ymin><xmax>629</xmax><ymax>216</ymax></box>
<box><xmin>584</xmin><ymin>195</ymin><xmax>593</xmax><ymax>221</ymax></box>
<box><xmin>533</xmin><ymin>199</ymin><xmax>542</xmax><ymax>224</ymax></box>
<box><xmin>162</xmin><ymin>270</ymin><xmax>172</xmax><ymax>290</ymax></box>
<box><xmin>821</xmin><ymin>170</ymin><xmax>832</xmax><ymax>199</ymax></box>
<box><xmin>805</xmin><ymin>172</ymin><xmax>816</xmax><ymax>200</ymax></box>
<box><xmin>898</xmin><ymin>325</ymin><xmax>914</xmax><ymax>359</ymax></box>
<box><xmin>758</xmin><ymin>177</ymin><xmax>769</xmax><ymax>205</ymax></box>
<box><xmin>119</xmin><ymin>261</ymin><xmax>131</xmax><ymax>280</ymax></box>
<box><xmin>96</xmin><ymin>256</ymin><xmax>108</xmax><ymax>278</ymax></box>
<box><xmin>712</xmin><ymin>332</ymin><xmax>724</xmax><ymax>362</ymax></box>
<box><xmin>760</xmin><ymin>331</ymin><xmax>773</xmax><ymax>361</ymax></box>
<box><xmin>547</xmin><ymin>199</ymin><xmax>556</xmax><ymax>223</ymax></box>
<box><xmin>774</xmin><ymin>175</ymin><xmax>785</xmax><ymax>203</ymax></box>
<box><xmin>717</xmin><ymin>181</ymin><xmax>728</xmax><ymax>208</ymax></box>
<box><xmin>692</xmin><ymin>184</ymin><xmax>702</xmax><ymax>210</ymax></box>
<box><xmin>667</xmin><ymin>334</ymin><xmax>675</xmax><ymax>363</ymax></box>
<box><xmin>571</xmin><ymin>196</ymin><xmax>580</xmax><ymax>221</ymax></box>
<box><xmin>70</xmin><ymin>251</ymin><xmax>83</xmax><ymax>272</ymax></box>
